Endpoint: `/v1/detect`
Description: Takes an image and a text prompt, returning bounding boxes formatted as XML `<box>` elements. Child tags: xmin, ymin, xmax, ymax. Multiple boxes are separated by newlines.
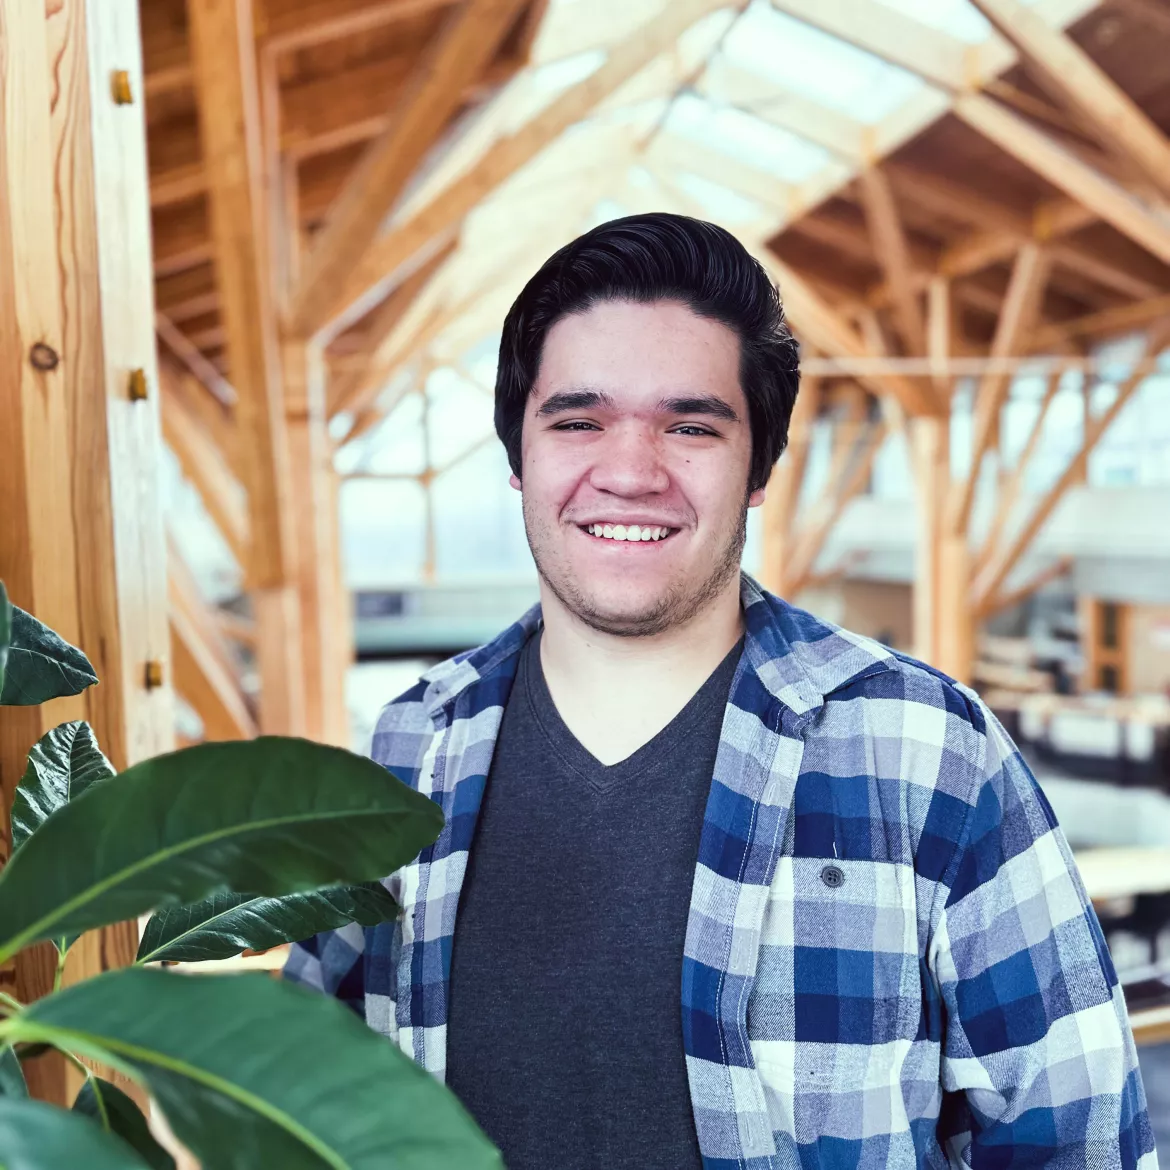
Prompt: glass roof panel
<box><xmin>663</xmin><ymin>92</ymin><xmax>831</xmax><ymax>182</ymax></box>
<box><xmin>720</xmin><ymin>1</ymin><xmax>925</xmax><ymax>125</ymax></box>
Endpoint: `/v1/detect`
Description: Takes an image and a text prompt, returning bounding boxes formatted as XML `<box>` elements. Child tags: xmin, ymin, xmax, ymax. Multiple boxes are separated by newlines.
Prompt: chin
<box><xmin>548</xmin><ymin>575</ymin><xmax>682</xmax><ymax>638</ymax></box>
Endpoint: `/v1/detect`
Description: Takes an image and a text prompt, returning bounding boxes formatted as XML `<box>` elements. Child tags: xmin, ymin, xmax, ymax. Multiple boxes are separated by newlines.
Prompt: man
<box><xmin>285</xmin><ymin>213</ymin><xmax>1155</xmax><ymax>1169</ymax></box>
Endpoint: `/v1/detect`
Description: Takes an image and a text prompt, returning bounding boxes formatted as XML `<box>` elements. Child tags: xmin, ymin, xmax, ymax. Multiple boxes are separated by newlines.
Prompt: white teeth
<box><xmin>586</xmin><ymin>524</ymin><xmax>672</xmax><ymax>541</ymax></box>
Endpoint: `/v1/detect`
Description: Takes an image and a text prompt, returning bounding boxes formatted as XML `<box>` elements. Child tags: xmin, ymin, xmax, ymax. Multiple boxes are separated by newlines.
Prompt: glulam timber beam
<box><xmin>287</xmin><ymin>0</ymin><xmax>529</xmax><ymax>336</ymax></box>
<box><xmin>974</xmin><ymin>324</ymin><xmax>1170</xmax><ymax>610</ymax></box>
<box><xmin>187</xmin><ymin>0</ymin><xmax>292</xmax><ymax>589</ymax></box>
<box><xmin>283</xmin><ymin>341</ymin><xmax>347</xmax><ymax>743</ymax></box>
<box><xmin>785</xmin><ymin>419</ymin><xmax>887</xmax><ymax>594</ymax></box>
<box><xmin>168</xmin><ymin>541</ymin><xmax>257</xmax><ymax>741</ymax></box>
<box><xmin>973</xmin><ymin>370</ymin><xmax>1062</xmax><ymax>579</ymax></box>
<box><xmin>327</xmin><ymin>235</ymin><xmax>457</xmax><ymax>416</ymax></box>
<box><xmin>158</xmin><ymin>361</ymin><xmax>249</xmax><ymax>568</ymax></box>
<box><xmin>969</xmin><ymin>0</ymin><xmax>1170</xmax><ymax>201</ymax></box>
<box><xmin>858</xmin><ymin>168</ymin><xmax>924</xmax><ymax>355</ymax></box>
<box><xmin>188</xmin><ymin>0</ymin><xmax>306</xmax><ymax>736</ymax></box>
<box><xmin>760</xmin><ymin>375</ymin><xmax>821</xmax><ymax>593</ymax></box>
<box><xmin>764</xmin><ymin>257</ymin><xmax>942</xmax><ymax>417</ymax></box>
<box><xmin>319</xmin><ymin>0</ymin><xmax>733</xmax><ymax>333</ymax></box>
<box><xmin>1</xmin><ymin>0</ymin><xmax>173</xmax><ymax>1104</ymax></box>
<box><xmin>950</xmin><ymin>243</ymin><xmax>1051</xmax><ymax>535</ymax></box>
<box><xmin>1032</xmin><ymin>291</ymin><xmax>1170</xmax><ymax>349</ymax></box>
<box><xmin>954</xmin><ymin>93</ymin><xmax>1170</xmax><ymax>267</ymax></box>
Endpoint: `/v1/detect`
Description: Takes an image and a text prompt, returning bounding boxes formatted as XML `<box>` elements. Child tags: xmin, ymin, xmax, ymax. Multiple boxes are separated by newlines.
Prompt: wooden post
<box><xmin>936</xmin><ymin>534</ymin><xmax>975</xmax><ymax>684</ymax></box>
<box><xmin>910</xmin><ymin>417</ymin><xmax>947</xmax><ymax>665</ymax></box>
<box><xmin>0</xmin><ymin>0</ymin><xmax>173</xmax><ymax>1103</ymax></box>
<box><xmin>283</xmin><ymin>339</ymin><xmax>342</xmax><ymax>742</ymax></box>
<box><xmin>188</xmin><ymin>0</ymin><xmax>304</xmax><ymax>735</ymax></box>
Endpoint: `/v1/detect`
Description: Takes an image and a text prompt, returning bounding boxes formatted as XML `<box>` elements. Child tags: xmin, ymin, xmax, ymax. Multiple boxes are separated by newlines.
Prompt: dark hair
<box><xmin>494</xmin><ymin>212</ymin><xmax>800</xmax><ymax>494</ymax></box>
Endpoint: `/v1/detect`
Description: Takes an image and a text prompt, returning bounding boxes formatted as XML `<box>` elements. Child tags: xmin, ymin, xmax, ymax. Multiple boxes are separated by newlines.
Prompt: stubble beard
<box><xmin>522</xmin><ymin>497</ymin><xmax>750</xmax><ymax>638</ymax></box>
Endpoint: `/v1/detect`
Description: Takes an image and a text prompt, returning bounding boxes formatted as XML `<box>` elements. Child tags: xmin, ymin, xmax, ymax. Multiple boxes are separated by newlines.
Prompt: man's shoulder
<box><xmin>766</xmin><ymin>592</ymin><xmax>988</xmax><ymax>738</ymax></box>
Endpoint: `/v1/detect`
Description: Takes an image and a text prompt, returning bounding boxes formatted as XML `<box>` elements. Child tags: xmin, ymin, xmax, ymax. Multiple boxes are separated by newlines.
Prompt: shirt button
<box><xmin>821</xmin><ymin>864</ymin><xmax>845</xmax><ymax>889</ymax></box>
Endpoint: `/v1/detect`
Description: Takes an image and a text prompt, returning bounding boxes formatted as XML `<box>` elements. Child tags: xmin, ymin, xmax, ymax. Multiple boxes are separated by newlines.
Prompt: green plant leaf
<box><xmin>0</xmin><ymin>582</ymin><xmax>11</xmax><ymax>698</ymax></box>
<box><xmin>17</xmin><ymin>967</ymin><xmax>502</xmax><ymax>1170</ymax></box>
<box><xmin>0</xmin><ymin>1096</ymin><xmax>150</xmax><ymax>1168</ymax></box>
<box><xmin>137</xmin><ymin>883</ymin><xmax>398</xmax><ymax>965</ymax></box>
<box><xmin>12</xmin><ymin>721</ymin><xmax>115</xmax><ymax>854</ymax></box>
<box><xmin>0</xmin><ymin>605</ymin><xmax>98</xmax><ymax>706</ymax></box>
<box><xmin>73</xmin><ymin>1077</ymin><xmax>175</xmax><ymax>1170</ymax></box>
<box><xmin>0</xmin><ymin>737</ymin><xmax>442</xmax><ymax>963</ymax></box>
<box><xmin>0</xmin><ymin>1047</ymin><xmax>26</xmax><ymax>1097</ymax></box>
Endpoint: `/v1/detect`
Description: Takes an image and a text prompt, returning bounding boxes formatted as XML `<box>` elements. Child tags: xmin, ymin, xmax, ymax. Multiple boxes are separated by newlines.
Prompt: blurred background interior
<box><xmin>4</xmin><ymin>0</ymin><xmax>1170</xmax><ymax>1147</ymax></box>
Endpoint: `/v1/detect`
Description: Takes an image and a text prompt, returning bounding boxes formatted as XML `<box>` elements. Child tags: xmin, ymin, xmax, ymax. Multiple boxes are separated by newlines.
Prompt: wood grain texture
<box><xmin>288</xmin><ymin>0</ymin><xmax>530</xmax><ymax>335</ymax></box>
<box><xmin>1</xmin><ymin>0</ymin><xmax>172</xmax><ymax>1104</ymax></box>
<box><xmin>187</xmin><ymin>0</ymin><xmax>294</xmax><ymax>589</ymax></box>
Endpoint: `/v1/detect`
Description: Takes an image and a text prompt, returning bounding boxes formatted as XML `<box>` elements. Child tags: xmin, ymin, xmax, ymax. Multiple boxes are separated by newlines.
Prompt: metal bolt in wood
<box><xmin>111</xmin><ymin>70</ymin><xmax>133</xmax><ymax>105</ymax></box>
<box><xmin>128</xmin><ymin>368</ymin><xmax>148</xmax><ymax>401</ymax></box>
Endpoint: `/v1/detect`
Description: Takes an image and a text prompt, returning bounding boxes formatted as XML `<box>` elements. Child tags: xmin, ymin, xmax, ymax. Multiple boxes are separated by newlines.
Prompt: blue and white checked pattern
<box><xmin>284</xmin><ymin>575</ymin><xmax>1156</xmax><ymax>1169</ymax></box>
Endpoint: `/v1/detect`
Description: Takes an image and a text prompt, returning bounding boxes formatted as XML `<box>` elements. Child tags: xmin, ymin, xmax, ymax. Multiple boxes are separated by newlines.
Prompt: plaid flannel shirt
<box><xmin>285</xmin><ymin>575</ymin><xmax>1156</xmax><ymax>1169</ymax></box>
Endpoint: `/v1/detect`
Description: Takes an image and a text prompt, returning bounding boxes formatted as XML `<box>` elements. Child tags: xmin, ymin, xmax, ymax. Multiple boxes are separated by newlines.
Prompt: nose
<box><xmin>587</xmin><ymin>424</ymin><xmax>670</xmax><ymax>497</ymax></box>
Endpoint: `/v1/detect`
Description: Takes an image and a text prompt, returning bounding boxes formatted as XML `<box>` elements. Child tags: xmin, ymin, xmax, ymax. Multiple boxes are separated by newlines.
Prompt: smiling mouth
<box><xmin>579</xmin><ymin>523</ymin><xmax>678</xmax><ymax>543</ymax></box>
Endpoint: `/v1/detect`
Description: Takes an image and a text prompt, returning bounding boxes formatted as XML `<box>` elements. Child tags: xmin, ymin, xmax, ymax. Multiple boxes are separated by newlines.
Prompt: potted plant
<box><xmin>0</xmin><ymin>581</ymin><xmax>502</xmax><ymax>1168</ymax></box>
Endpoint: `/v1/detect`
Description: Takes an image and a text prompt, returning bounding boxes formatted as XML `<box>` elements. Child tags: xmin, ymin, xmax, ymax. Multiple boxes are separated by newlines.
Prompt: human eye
<box><xmin>552</xmin><ymin>420</ymin><xmax>601</xmax><ymax>432</ymax></box>
<box><xmin>670</xmin><ymin>424</ymin><xmax>717</xmax><ymax>437</ymax></box>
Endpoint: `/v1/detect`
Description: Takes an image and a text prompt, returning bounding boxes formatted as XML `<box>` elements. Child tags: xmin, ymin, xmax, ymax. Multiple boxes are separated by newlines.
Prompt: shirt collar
<box><xmin>415</xmin><ymin>573</ymin><xmax>897</xmax><ymax>719</ymax></box>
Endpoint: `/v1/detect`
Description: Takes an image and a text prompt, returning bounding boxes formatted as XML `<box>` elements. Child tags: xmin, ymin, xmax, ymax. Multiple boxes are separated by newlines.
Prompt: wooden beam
<box><xmin>155</xmin><ymin>310</ymin><xmax>236</xmax><ymax>409</ymax></box>
<box><xmin>1</xmin><ymin>0</ymin><xmax>173</xmax><ymax>1105</ymax></box>
<box><xmin>786</xmin><ymin>420</ymin><xmax>886</xmax><ymax>594</ymax></box>
<box><xmin>158</xmin><ymin>362</ymin><xmax>249</xmax><ymax>567</ymax></box>
<box><xmin>973</xmin><ymin>369</ymin><xmax>1062</xmax><ymax>578</ymax></box>
<box><xmin>287</xmin><ymin>0</ymin><xmax>528</xmax><ymax>336</ymax></box>
<box><xmin>764</xmin><ymin>256</ymin><xmax>942</xmax><ymax>416</ymax></box>
<box><xmin>974</xmin><ymin>329</ymin><xmax>1170</xmax><ymax>609</ymax></box>
<box><xmin>168</xmin><ymin>541</ymin><xmax>257</xmax><ymax>741</ymax></box>
<box><xmin>1032</xmin><ymin>292</ymin><xmax>1170</xmax><ymax>349</ymax></box>
<box><xmin>188</xmin><ymin>0</ymin><xmax>294</xmax><ymax>591</ymax></box>
<box><xmin>955</xmin><ymin>93</ymin><xmax>1170</xmax><ymax>267</ymax></box>
<box><xmin>760</xmin><ymin>375</ymin><xmax>820</xmax><ymax>593</ymax></box>
<box><xmin>283</xmin><ymin>340</ymin><xmax>348</xmax><ymax>743</ymax></box>
<box><xmin>968</xmin><ymin>0</ymin><xmax>1170</xmax><ymax>201</ymax></box>
<box><xmin>321</xmin><ymin>0</ymin><xmax>732</xmax><ymax>332</ymax></box>
<box><xmin>950</xmin><ymin>243</ymin><xmax>1050</xmax><ymax>536</ymax></box>
<box><xmin>326</xmin><ymin>235</ymin><xmax>457</xmax><ymax>416</ymax></box>
<box><xmin>977</xmin><ymin>555</ymin><xmax>1073</xmax><ymax>618</ymax></box>
<box><xmin>259</xmin><ymin>0</ymin><xmax>457</xmax><ymax>55</ymax></box>
<box><xmin>858</xmin><ymin>167</ymin><xmax>924</xmax><ymax>355</ymax></box>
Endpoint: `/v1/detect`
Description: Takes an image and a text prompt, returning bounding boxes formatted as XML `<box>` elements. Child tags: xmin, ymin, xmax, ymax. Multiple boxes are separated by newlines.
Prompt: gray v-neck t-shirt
<box><xmin>446</xmin><ymin>630</ymin><xmax>743</xmax><ymax>1169</ymax></box>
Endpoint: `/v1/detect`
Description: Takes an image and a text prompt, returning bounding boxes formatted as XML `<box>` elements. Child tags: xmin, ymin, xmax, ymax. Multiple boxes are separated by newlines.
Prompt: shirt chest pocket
<box><xmin>748</xmin><ymin>857</ymin><xmax>922</xmax><ymax>1054</ymax></box>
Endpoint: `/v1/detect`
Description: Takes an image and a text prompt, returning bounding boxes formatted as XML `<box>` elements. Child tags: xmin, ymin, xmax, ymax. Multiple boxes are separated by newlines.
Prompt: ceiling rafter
<box><xmin>287</xmin><ymin>0</ymin><xmax>531</xmax><ymax>336</ymax></box>
<box><xmin>857</xmin><ymin>167</ymin><xmax>925</xmax><ymax>354</ymax></box>
<box><xmin>312</xmin><ymin>0</ymin><xmax>736</xmax><ymax>337</ymax></box>
<box><xmin>969</xmin><ymin>0</ymin><xmax>1170</xmax><ymax>201</ymax></box>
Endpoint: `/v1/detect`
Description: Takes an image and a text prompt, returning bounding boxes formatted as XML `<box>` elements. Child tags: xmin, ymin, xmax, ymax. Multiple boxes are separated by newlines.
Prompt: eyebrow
<box><xmin>658</xmin><ymin>395</ymin><xmax>740</xmax><ymax>423</ymax></box>
<box><xmin>535</xmin><ymin>388</ymin><xmax>740</xmax><ymax>423</ymax></box>
<box><xmin>535</xmin><ymin>389</ymin><xmax>617</xmax><ymax>417</ymax></box>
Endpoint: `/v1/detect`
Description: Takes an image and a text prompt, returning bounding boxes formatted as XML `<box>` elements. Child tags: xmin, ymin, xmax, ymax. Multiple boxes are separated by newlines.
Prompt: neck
<box><xmin>535</xmin><ymin>573</ymin><xmax>744</xmax><ymax>765</ymax></box>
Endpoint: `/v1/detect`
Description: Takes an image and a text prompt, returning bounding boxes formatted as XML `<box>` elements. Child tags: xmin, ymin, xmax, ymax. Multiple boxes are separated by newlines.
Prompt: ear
<box><xmin>747</xmin><ymin>486</ymin><xmax>766</xmax><ymax>508</ymax></box>
<box><xmin>509</xmin><ymin>474</ymin><xmax>522</xmax><ymax>491</ymax></box>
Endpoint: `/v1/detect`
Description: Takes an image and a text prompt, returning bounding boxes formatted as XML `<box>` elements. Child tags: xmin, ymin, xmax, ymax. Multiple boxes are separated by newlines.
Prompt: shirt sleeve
<box><xmin>931</xmin><ymin>701</ymin><xmax>1157</xmax><ymax>1170</ymax></box>
<box><xmin>282</xmin><ymin>921</ymin><xmax>368</xmax><ymax>1021</ymax></box>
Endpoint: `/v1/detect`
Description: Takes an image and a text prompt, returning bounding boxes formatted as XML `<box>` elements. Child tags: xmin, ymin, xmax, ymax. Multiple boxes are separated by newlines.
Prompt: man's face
<box><xmin>513</xmin><ymin>298</ymin><xmax>765</xmax><ymax>637</ymax></box>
